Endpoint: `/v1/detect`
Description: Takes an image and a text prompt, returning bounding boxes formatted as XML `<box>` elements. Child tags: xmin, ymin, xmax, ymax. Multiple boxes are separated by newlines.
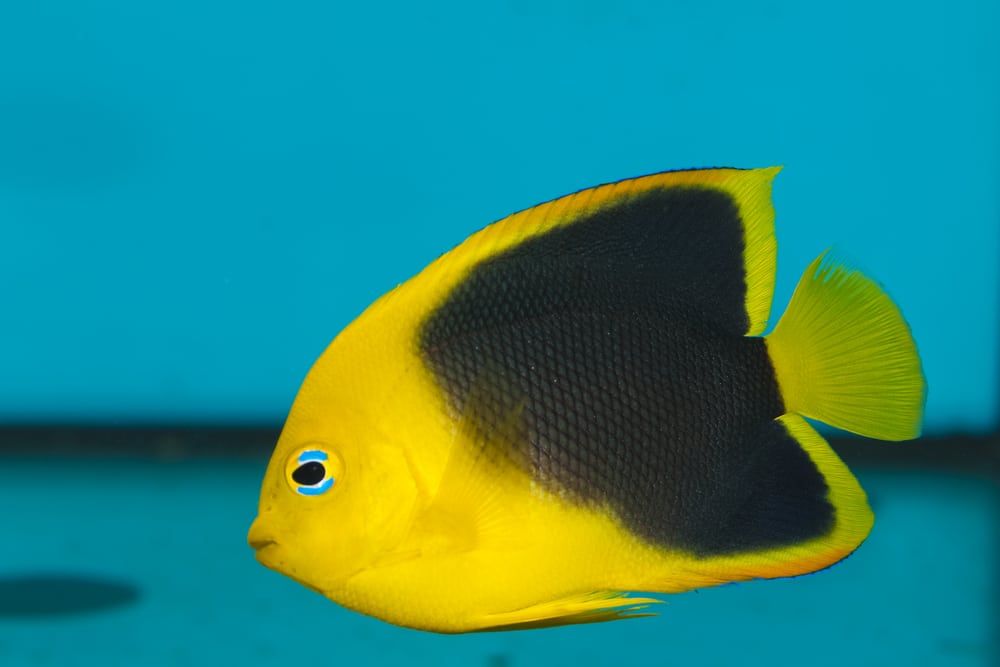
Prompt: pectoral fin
<box><xmin>410</xmin><ymin>368</ymin><xmax>533</xmax><ymax>555</ymax></box>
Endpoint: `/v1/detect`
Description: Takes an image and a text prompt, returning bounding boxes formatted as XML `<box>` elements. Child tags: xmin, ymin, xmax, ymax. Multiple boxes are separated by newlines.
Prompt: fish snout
<box><xmin>247</xmin><ymin>517</ymin><xmax>276</xmax><ymax>552</ymax></box>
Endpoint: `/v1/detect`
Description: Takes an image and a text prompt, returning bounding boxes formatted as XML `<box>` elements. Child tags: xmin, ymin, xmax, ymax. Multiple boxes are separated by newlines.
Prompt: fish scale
<box><xmin>420</xmin><ymin>212</ymin><xmax>799</xmax><ymax>554</ymax></box>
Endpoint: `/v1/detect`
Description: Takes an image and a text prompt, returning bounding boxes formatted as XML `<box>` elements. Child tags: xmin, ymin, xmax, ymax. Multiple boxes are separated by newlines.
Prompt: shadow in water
<box><xmin>0</xmin><ymin>573</ymin><xmax>140</xmax><ymax>617</ymax></box>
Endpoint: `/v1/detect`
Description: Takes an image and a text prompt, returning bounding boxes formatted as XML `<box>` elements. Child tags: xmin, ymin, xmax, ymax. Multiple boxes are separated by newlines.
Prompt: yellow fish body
<box><xmin>248</xmin><ymin>167</ymin><xmax>925</xmax><ymax>633</ymax></box>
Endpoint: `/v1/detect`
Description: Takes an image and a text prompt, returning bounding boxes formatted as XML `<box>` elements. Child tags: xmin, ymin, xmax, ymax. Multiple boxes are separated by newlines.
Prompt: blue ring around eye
<box><xmin>298</xmin><ymin>449</ymin><xmax>328</xmax><ymax>464</ymax></box>
<box><xmin>297</xmin><ymin>477</ymin><xmax>334</xmax><ymax>496</ymax></box>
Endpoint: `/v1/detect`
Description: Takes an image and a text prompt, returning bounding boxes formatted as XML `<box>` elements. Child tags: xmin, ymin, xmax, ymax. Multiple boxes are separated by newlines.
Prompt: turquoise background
<box><xmin>1</xmin><ymin>2</ymin><xmax>997</xmax><ymax>667</ymax></box>
<box><xmin>1</xmin><ymin>0</ymin><xmax>996</xmax><ymax>432</ymax></box>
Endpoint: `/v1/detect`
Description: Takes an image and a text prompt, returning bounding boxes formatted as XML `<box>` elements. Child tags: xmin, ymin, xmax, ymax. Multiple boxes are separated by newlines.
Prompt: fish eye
<box><xmin>285</xmin><ymin>445</ymin><xmax>341</xmax><ymax>496</ymax></box>
<box><xmin>292</xmin><ymin>460</ymin><xmax>326</xmax><ymax>486</ymax></box>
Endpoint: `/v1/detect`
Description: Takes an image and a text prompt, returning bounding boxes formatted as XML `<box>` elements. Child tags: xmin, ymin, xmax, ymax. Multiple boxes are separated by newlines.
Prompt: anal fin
<box><xmin>480</xmin><ymin>591</ymin><xmax>662</xmax><ymax>631</ymax></box>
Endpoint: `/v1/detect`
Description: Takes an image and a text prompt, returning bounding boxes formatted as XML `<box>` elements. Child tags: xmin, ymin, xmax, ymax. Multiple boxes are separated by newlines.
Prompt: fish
<box><xmin>248</xmin><ymin>167</ymin><xmax>925</xmax><ymax>633</ymax></box>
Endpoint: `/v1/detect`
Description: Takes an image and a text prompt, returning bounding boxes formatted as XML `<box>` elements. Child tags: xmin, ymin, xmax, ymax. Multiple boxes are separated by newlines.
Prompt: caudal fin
<box><xmin>765</xmin><ymin>251</ymin><xmax>925</xmax><ymax>441</ymax></box>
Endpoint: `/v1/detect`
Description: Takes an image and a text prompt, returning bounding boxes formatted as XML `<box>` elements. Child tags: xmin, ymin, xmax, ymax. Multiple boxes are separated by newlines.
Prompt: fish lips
<box><xmin>247</xmin><ymin>517</ymin><xmax>278</xmax><ymax>560</ymax></box>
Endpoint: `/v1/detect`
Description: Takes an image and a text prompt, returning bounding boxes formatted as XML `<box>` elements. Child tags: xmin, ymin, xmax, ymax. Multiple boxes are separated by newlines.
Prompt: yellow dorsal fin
<box><xmin>371</xmin><ymin>167</ymin><xmax>783</xmax><ymax>342</ymax></box>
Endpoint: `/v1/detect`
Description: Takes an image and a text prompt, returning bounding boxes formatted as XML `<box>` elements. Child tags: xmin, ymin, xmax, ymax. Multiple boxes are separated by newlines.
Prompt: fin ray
<box><xmin>481</xmin><ymin>591</ymin><xmax>662</xmax><ymax>631</ymax></box>
<box><xmin>766</xmin><ymin>251</ymin><xmax>926</xmax><ymax>440</ymax></box>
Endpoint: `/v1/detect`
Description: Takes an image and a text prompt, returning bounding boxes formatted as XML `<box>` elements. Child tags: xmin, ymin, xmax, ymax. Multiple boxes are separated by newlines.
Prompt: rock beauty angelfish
<box><xmin>248</xmin><ymin>167</ymin><xmax>925</xmax><ymax>633</ymax></box>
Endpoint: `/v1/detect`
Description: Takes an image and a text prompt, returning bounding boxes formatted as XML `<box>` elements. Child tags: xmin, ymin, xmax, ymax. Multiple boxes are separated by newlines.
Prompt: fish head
<box><xmin>247</xmin><ymin>366</ymin><xmax>420</xmax><ymax>596</ymax></box>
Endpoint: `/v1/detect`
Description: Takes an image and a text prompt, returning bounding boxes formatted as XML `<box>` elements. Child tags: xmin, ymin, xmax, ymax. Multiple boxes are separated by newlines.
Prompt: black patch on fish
<box><xmin>419</xmin><ymin>185</ymin><xmax>835</xmax><ymax>555</ymax></box>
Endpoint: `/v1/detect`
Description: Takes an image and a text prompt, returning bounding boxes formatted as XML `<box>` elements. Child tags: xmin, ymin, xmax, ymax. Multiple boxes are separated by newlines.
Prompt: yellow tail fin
<box><xmin>765</xmin><ymin>251</ymin><xmax>925</xmax><ymax>440</ymax></box>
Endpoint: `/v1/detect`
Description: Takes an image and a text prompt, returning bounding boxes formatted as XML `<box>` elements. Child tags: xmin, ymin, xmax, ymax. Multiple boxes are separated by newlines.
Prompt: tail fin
<box><xmin>765</xmin><ymin>251</ymin><xmax>925</xmax><ymax>440</ymax></box>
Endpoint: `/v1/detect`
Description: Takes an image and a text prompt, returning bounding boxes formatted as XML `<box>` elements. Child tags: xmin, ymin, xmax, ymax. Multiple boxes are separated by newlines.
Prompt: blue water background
<box><xmin>0</xmin><ymin>0</ymin><xmax>996</xmax><ymax>431</ymax></box>
<box><xmin>1</xmin><ymin>2</ymin><xmax>997</xmax><ymax>666</ymax></box>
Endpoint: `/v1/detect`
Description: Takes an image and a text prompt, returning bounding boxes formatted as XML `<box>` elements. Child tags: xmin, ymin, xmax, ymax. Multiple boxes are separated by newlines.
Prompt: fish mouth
<box><xmin>247</xmin><ymin>518</ymin><xmax>277</xmax><ymax>553</ymax></box>
<box><xmin>249</xmin><ymin>538</ymin><xmax>276</xmax><ymax>551</ymax></box>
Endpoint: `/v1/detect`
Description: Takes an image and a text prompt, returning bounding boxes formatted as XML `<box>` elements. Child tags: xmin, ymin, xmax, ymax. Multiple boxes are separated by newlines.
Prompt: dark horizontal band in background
<box><xmin>0</xmin><ymin>426</ymin><xmax>997</xmax><ymax>477</ymax></box>
<box><xmin>0</xmin><ymin>426</ymin><xmax>281</xmax><ymax>461</ymax></box>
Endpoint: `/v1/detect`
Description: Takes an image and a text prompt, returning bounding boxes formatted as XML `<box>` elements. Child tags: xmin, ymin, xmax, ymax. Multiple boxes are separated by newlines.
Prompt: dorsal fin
<box><xmin>415</xmin><ymin>167</ymin><xmax>780</xmax><ymax>344</ymax></box>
